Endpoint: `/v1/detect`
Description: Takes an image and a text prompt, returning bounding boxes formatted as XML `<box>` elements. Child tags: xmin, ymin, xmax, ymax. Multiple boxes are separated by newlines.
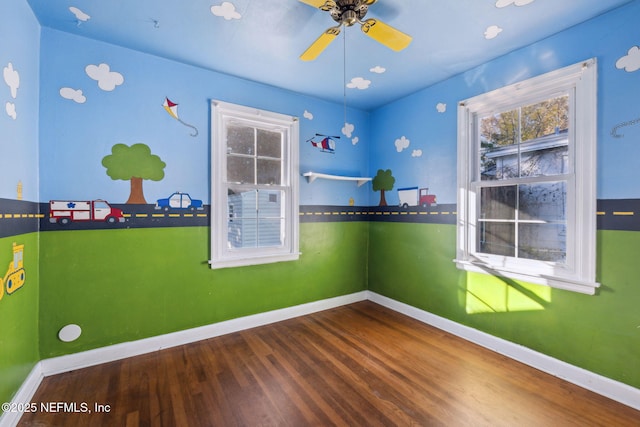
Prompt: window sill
<box><xmin>454</xmin><ymin>259</ymin><xmax>600</xmax><ymax>295</ymax></box>
<box><xmin>209</xmin><ymin>252</ymin><xmax>300</xmax><ymax>269</ymax></box>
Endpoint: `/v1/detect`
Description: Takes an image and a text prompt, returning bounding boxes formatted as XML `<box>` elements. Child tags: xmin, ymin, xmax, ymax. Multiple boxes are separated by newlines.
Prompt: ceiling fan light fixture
<box><xmin>299</xmin><ymin>0</ymin><xmax>411</xmax><ymax>60</ymax></box>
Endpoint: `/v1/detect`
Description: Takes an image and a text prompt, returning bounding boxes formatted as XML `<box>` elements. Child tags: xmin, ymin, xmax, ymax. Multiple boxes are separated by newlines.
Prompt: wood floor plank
<box><xmin>17</xmin><ymin>301</ymin><xmax>640</xmax><ymax>426</ymax></box>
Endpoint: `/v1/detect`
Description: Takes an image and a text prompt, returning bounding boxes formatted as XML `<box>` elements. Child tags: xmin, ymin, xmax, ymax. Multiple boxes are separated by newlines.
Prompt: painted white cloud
<box><xmin>484</xmin><ymin>25</ymin><xmax>503</xmax><ymax>40</ymax></box>
<box><xmin>211</xmin><ymin>2</ymin><xmax>242</xmax><ymax>20</ymax></box>
<box><xmin>346</xmin><ymin>77</ymin><xmax>371</xmax><ymax>90</ymax></box>
<box><xmin>5</xmin><ymin>102</ymin><xmax>16</xmax><ymax>120</ymax></box>
<box><xmin>352</xmin><ymin>136</ymin><xmax>359</xmax><ymax>145</ymax></box>
<box><xmin>436</xmin><ymin>103</ymin><xmax>447</xmax><ymax>113</ymax></box>
<box><xmin>616</xmin><ymin>46</ymin><xmax>640</xmax><ymax>72</ymax></box>
<box><xmin>60</xmin><ymin>87</ymin><xmax>87</xmax><ymax>104</ymax></box>
<box><xmin>69</xmin><ymin>6</ymin><xmax>91</xmax><ymax>22</ymax></box>
<box><xmin>370</xmin><ymin>65</ymin><xmax>386</xmax><ymax>74</ymax></box>
<box><xmin>495</xmin><ymin>0</ymin><xmax>534</xmax><ymax>7</ymax></box>
<box><xmin>411</xmin><ymin>149</ymin><xmax>423</xmax><ymax>158</ymax></box>
<box><xmin>303</xmin><ymin>110</ymin><xmax>314</xmax><ymax>120</ymax></box>
<box><xmin>395</xmin><ymin>136</ymin><xmax>410</xmax><ymax>153</ymax></box>
<box><xmin>3</xmin><ymin>62</ymin><xmax>20</xmax><ymax>99</ymax></box>
<box><xmin>85</xmin><ymin>63</ymin><xmax>124</xmax><ymax>91</ymax></box>
<box><xmin>342</xmin><ymin>122</ymin><xmax>355</xmax><ymax>138</ymax></box>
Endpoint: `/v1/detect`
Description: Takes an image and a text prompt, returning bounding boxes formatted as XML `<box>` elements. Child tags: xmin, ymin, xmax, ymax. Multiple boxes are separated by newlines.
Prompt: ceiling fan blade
<box><xmin>360</xmin><ymin>18</ymin><xmax>412</xmax><ymax>52</ymax></box>
<box><xmin>298</xmin><ymin>0</ymin><xmax>336</xmax><ymax>11</ymax></box>
<box><xmin>300</xmin><ymin>27</ymin><xmax>341</xmax><ymax>61</ymax></box>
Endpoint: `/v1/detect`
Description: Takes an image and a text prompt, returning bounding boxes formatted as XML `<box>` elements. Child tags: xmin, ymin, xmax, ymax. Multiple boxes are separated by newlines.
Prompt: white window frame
<box><xmin>210</xmin><ymin>100</ymin><xmax>299</xmax><ymax>269</ymax></box>
<box><xmin>455</xmin><ymin>59</ymin><xmax>599</xmax><ymax>294</ymax></box>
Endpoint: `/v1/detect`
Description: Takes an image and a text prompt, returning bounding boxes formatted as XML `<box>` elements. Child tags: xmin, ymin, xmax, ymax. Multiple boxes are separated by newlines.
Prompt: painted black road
<box><xmin>0</xmin><ymin>199</ymin><xmax>638</xmax><ymax>239</ymax></box>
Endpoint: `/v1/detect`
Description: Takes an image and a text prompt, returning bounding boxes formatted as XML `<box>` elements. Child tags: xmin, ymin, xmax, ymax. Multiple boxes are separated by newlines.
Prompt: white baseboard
<box><xmin>0</xmin><ymin>362</ymin><xmax>44</xmax><ymax>427</ymax></box>
<box><xmin>41</xmin><ymin>291</ymin><xmax>369</xmax><ymax>376</ymax></box>
<box><xmin>3</xmin><ymin>289</ymin><xmax>638</xmax><ymax>427</ymax></box>
<box><xmin>367</xmin><ymin>290</ymin><xmax>640</xmax><ymax>412</ymax></box>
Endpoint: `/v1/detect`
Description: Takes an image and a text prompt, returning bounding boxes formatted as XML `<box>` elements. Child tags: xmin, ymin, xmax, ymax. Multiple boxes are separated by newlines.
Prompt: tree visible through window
<box><xmin>478</xmin><ymin>95</ymin><xmax>569</xmax><ymax>263</ymax></box>
<box><xmin>456</xmin><ymin>59</ymin><xmax>599</xmax><ymax>294</ymax></box>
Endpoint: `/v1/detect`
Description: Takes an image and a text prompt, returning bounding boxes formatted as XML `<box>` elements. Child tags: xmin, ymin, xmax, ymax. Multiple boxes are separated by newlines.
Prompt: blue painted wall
<box><xmin>38</xmin><ymin>28</ymin><xmax>371</xmax><ymax>207</ymax></box>
<box><xmin>0</xmin><ymin>0</ymin><xmax>40</xmax><ymax>409</ymax></box>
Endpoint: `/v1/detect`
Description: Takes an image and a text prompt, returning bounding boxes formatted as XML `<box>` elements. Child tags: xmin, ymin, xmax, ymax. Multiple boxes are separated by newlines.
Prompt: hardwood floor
<box><xmin>18</xmin><ymin>301</ymin><xmax>640</xmax><ymax>426</ymax></box>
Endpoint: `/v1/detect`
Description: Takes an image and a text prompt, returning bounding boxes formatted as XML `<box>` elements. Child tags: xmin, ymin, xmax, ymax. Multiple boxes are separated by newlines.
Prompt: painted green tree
<box><xmin>102</xmin><ymin>143</ymin><xmax>166</xmax><ymax>204</ymax></box>
<box><xmin>372</xmin><ymin>169</ymin><xmax>395</xmax><ymax>207</ymax></box>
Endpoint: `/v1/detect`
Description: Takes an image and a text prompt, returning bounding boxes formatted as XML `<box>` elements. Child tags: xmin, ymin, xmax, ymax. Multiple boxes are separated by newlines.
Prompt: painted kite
<box><xmin>163</xmin><ymin>97</ymin><xmax>198</xmax><ymax>137</ymax></box>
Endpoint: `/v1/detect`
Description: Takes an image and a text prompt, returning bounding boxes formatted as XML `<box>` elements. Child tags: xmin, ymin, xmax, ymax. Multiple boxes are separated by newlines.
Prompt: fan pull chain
<box><xmin>343</xmin><ymin>26</ymin><xmax>347</xmax><ymax>128</ymax></box>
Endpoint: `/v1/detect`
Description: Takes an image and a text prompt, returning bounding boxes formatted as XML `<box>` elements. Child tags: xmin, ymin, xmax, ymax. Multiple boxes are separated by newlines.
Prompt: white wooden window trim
<box><xmin>210</xmin><ymin>100</ymin><xmax>299</xmax><ymax>269</ymax></box>
<box><xmin>455</xmin><ymin>59</ymin><xmax>599</xmax><ymax>294</ymax></box>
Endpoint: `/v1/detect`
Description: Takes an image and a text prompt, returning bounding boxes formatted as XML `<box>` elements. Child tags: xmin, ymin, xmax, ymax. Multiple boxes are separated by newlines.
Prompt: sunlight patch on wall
<box><xmin>465</xmin><ymin>272</ymin><xmax>551</xmax><ymax>314</ymax></box>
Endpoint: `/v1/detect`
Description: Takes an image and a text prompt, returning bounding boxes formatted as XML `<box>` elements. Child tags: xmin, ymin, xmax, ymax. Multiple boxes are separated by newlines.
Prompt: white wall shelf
<box><xmin>302</xmin><ymin>172</ymin><xmax>372</xmax><ymax>187</ymax></box>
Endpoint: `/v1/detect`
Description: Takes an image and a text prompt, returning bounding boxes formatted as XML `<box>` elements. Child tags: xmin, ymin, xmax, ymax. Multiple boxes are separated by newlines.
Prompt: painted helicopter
<box><xmin>307</xmin><ymin>133</ymin><xmax>340</xmax><ymax>153</ymax></box>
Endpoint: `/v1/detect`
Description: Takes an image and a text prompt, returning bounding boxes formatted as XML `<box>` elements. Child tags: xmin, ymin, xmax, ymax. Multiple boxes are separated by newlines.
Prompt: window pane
<box><xmin>480</xmin><ymin>95</ymin><xmax>569</xmax><ymax>180</ymax></box>
<box><xmin>257</xmin><ymin>129</ymin><xmax>282</xmax><ymax>159</ymax></box>
<box><xmin>519</xmin><ymin>223</ymin><xmax>566</xmax><ymax>263</ymax></box>
<box><xmin>257</xmin><ymin>159</ymin><xmax>281</xmax><ymax>185</ymax></box>
<box><xmin>227</xmin><ymin>156</ymin><xmax>255</xmax><ymax>184</ymax></box>
<box><xmin>481</xmin><ymin>186</ymin><xmax>516</xmax><ymax>220</ymax></box>
<box><xmin>227</xmin><ymin>190</ymin><xmax>284</xmax><ymax>249</ymax></box>
<box><xmin>520</xmin><ymin>96</ymin><xmax>569</xmax><ymax>144</ymax></box>
<box><xmin>257</xmin><ymin>190</ymin><xmax>282</xmax><ymax>218</ymax></box>
<box><xmin>519</xmin><ymin>182</ymin><xmax>566</xmax><ymax>222</ymax></box>
<box><xmin>227</xmin><ymin>125</ymin><xmax>255</xmax><ymax>155</ymax></box>
<box><xmin>228</xmin><ymin>190</ymin><xmax>256</xmax><ymax>249</ymax></box>
<box><xmin>480</xmin><ymin>109</ymin><xmax>519</xmax><ymax>180</ymax></box>
<box><xmin>258</xmin><ymin>218</ymin><xmax>284</xmax><ymax>247</ymax></box>
<box><xmin>478</xmin><ymin>222</ymin><xmax>515</xmax><ymax>257</ymax></box>
<box><xmin>518</xmin><ymin>143</ymin><xmax>568</xmax><ymax>177</ymax></box>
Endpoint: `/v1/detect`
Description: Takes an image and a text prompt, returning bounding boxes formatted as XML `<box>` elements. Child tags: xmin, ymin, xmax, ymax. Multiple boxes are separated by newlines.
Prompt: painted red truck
<box><xmin>397</xmin><ymin>187</ymin><xmax>437</xmax><ymax>208</ymax></box>
<box><xmin>49</xmin><ymin>200</ymin><xmax>125</xmax><ymax>225</ymax></box>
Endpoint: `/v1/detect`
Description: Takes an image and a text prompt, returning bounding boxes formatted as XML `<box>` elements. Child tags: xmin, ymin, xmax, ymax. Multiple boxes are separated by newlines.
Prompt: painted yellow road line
<box><xmin>196</xmin><ymin>214</ymin><xmax>208</xmax><ymax>217</ymax></box>
<box><xmin>597</xmin><ymin>211</ymin><xmax>606</xmax><ymax>216</ymax></box>
<box><xmin>613</xmin><ymin>211</ymin><xmax>634</xmax><ymax>216</ymax></box>
<box><xmin>136</xmin><ymin>214</ymin><xmax>149</xmax><ymax>218</ymax></box>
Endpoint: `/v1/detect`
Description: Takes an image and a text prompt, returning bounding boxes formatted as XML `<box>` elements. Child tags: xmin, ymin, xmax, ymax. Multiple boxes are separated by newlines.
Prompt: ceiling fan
<box><xmin>299</xmin><ymin>0</ymin><xmax>412</xmax><ymax>61</ymax></box>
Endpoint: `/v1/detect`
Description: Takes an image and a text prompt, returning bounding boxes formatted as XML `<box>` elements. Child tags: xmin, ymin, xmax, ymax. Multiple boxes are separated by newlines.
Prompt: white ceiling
<box><xmin>26</xmin><ymin>0</ymin><xmax>633</xmax><ymax>110</ymax></box>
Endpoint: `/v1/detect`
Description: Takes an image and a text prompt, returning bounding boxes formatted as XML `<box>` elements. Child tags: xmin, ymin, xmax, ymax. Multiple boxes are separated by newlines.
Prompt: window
<box><xmin>210</xmin><ymin>101</ymin><xmax>299</xmax><ymax>269</ymax></box>
<box><xmin>456</xmin><ymin>59</ymin><xmax>599</xmax><ymax>294</ymax></box>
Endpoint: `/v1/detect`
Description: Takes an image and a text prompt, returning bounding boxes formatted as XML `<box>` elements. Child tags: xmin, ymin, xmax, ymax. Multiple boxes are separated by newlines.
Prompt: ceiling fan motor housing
<box><xmin>330</xmin><ymin>0</ymin><xmax>371</xmax><ymax>26</ymax></box>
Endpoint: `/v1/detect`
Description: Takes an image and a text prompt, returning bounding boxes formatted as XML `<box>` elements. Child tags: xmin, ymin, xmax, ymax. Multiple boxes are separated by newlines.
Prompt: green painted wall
<box><xmin>368</xmin><ymin>222</ymin><xmax>640</xmax><ymax>389</ymax></box>
<box><xmin>0</xmin><ymin>234</ymin><xmax>39</xmax><ymax>406</ymax></box>
<box><xmin>39</xmin><ymin>222</ymin><xmax>368</xmax><ymax>358</ymax></box>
